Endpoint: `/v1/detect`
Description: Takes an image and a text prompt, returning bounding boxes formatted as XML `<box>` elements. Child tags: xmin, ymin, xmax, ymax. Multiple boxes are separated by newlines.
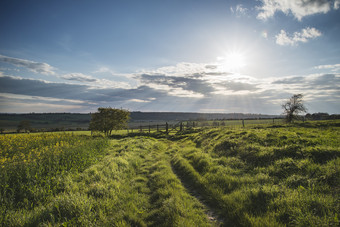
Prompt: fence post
<box><xmin>166</xmin><ymin>122</ymin><xmax>168</xmax><ymax>134</ymax></box>
<box><xmin>242</xmin><ymin>119</ymin><xmax>245</xmax><ymax>128</ymax></box>
<box><xmin>180</xmin><ymin>122</ymin><xmax>183</xmax><ymax>131</ymax></box>
<box><xmin>273</xmin><ymin>118</ymin><xmax>275</xmax><ymax>124</ymax></box>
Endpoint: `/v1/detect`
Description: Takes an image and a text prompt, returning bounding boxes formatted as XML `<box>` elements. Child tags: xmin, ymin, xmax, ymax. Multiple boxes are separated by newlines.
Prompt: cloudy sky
<box><xmin>0</xmin><ymin>0</ymin><xmax>339</xmax><ymax>114</ymax></box>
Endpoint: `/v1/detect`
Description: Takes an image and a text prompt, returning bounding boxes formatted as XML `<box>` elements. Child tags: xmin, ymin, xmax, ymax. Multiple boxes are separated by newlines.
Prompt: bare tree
<box><xmin>282</xmin><ymin>94</ymin><xmax>307</xmax><ymax>123</ymax></box>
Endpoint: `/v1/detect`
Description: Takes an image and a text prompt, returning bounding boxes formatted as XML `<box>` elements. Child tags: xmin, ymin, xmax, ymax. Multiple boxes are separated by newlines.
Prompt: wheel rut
<box><xmin>170</xmin><ymin>160</ymin><xmax>224</xmax><ymax>226</ymax></box>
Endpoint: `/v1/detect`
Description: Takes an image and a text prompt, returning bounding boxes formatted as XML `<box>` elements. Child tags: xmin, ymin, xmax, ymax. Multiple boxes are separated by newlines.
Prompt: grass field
<box><xmin>1</xmin><ymin>120</ymin><xmax>339</xmax><ymax>226</ymax></box>
<box><xmin>1</xmin><ymin>116</ymin><xmax>284</xmax><ymax>133</ymax></box>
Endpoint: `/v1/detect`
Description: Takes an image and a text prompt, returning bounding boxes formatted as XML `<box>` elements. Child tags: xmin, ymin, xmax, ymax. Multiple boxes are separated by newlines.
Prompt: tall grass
<box><xmin>0</xmin><ymin>133</ymin><xmax>109</xmax><ymax>224</ymax></box>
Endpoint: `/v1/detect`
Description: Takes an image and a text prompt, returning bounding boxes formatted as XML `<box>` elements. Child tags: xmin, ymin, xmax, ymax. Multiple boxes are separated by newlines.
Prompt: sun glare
<box><xmin>219</xmin><ymin>51</ymin><xmax>246</xmax><ymax>72</ymax></box>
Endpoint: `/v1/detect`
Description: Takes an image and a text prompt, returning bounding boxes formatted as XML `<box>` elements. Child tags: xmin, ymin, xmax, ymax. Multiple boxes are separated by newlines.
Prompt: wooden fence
<box><xmin>128</xmin><ymin>122</ymin><xmax>196</xmax><ymax>134</ymax></box>
<box><xmin>127</xmin><ymin>118</ymin><xmax>285</xmax><ymax>134</ymax></box>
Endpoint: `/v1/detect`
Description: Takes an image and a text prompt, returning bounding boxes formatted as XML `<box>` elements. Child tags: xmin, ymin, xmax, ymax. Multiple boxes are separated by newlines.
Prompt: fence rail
<box><xmin>127</xmin><ymin>118</ymin><xmax>285</xmax><ymax>134</ymax></box>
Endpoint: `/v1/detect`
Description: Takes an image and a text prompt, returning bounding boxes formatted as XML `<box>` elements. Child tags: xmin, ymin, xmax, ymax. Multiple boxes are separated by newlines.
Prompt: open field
<box><xmin>1</xmin><ymin>120</ymin><xmax>339</xmax><ymax>226</ymax></box>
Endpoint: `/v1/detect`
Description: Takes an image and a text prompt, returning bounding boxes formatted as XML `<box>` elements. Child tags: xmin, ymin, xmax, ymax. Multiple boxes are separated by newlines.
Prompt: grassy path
<box><xmin>6</xmin><ymin>137</ymin><xmax>217</xmax><ymax>226</ymax></box>
<box><xmin>170</xmin><ymin>159</ymin><xmax>223</xmax><ymax>225</ymax></box>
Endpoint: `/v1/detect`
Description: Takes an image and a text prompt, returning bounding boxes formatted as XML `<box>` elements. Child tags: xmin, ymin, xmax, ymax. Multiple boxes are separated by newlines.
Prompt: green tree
<box><xmin>89</xmin><ymin>107</ymin><xmax>130</xmax><ymax>136</ymax></box>
<box><xmin>282</xmin><ymin>94</ymin><xmax>307</xmax><ymax>123</ymax></box>
<box><xmin>17</xmin><ymin>120</ymin><xmax>31</xmax><ymax>133</ymax></box>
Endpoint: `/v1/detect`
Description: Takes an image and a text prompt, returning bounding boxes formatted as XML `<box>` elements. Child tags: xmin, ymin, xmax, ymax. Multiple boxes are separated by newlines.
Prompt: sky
<box><xmin>0</xmin><ymin>0</ymin><xmax>339</xmax><ymax>114</ymax></box>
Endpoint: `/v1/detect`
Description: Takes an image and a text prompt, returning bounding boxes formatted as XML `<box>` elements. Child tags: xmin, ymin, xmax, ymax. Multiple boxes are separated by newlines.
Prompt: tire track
<box><xmin>168</xmin><ymin>150</ymin><xmax>224</xmax><ymax>226</ymax></box>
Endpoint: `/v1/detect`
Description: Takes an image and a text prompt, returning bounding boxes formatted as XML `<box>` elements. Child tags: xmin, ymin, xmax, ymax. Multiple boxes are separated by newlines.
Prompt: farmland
<box><xmin>1</xmin><ymin>120</ymin><xmax>339</xmax><ymax>226</ymax></box>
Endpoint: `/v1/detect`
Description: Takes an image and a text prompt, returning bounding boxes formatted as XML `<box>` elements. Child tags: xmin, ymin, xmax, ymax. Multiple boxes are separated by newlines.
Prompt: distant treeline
<box><xmin>0</xmin><ymin>111</ymin><xmax>281</xmax><ymax>122</ymax></box>
<box><xmin>0</xmin><ymin>112</ymin><xmax>279</xmax><ymax>128</ymax></box>
<box><xmin>305</xmin><ymin>112</ymin><xmax>340</xmax><ymax>120</ymax></box>
<box><xmin>129</xmin><ymin>112</ymin><xmax>281</xmax><ymax>121</ymax></box>
<box><xmin>0</xmin><ymin>112</ymin><xmax>339</xmax><ymax>132</ymax></box>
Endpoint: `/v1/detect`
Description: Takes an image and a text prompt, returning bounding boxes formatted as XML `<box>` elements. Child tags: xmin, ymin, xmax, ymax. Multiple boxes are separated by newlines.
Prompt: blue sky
<box><xmin>0</xmin><ymin>0</ymin><xmax>339</xmax><ymax>114</ymax></box>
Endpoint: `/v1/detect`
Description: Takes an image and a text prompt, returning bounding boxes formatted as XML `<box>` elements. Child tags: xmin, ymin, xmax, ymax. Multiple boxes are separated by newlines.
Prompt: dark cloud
<box><xmin>0</xmin><ymin>55</ymin><xmax>55</xmax><ymax>75</ymax></box>
<box><xmin>272</xmin><ymin>76</ymin><xmax>305</xmax><ymax>84</ymax></box>
<box><xmin>204</xmin><ymin>72</ymin><xmax>231</xmax><ymax>76</ymax></box>
<box><xmin>61</xmin><ymin>73</ymin><xmax>97</xmax><ymax>82</ymax></box>
<box><xmin>272</xmin><ymin>74</ymin><xmax>340</xmax><ymax>89</ymax></box>
<box><xmin>205</xmin><ymin>65</ymin><xmax>218</xmax><ymax>70</ymax></box>
<box><xmin>222</xmin><ymin>81</ymin><xmax>258</xmax><ymax>91</ymax></box>
<box><xmin>139</xmin><ymin>74</ymin><xmax>216</xmax><ymax>95</ymax></box>
<box><xmin>311</xmin><ymin>74</ymin><xmax>340</xmax><ymax>86</ymax></box>
<box><xmin>0</xmin><ymin>75</ymin><xmax>167</xmax><ymax>104</ymax></box>
<box><xmin>0</xmin><ymin>76</ymin><xmax>88</xmax><ymax>100</ymax></box>
<box><xmin>272</xmin><ymin>74</ymin><xmax>340</xmax><ymax>92</ymax></box>
<box><xmin>190</xmin><ymin>73</ymin><xmax>205</xmax><ymax>78</ymax></box>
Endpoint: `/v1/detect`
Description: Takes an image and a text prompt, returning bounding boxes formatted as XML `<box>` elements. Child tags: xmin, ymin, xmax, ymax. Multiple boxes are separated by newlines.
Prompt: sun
<box><xmin>219</xmin><ymin>51</ymin><xmax>246</xmax><ymax>72</ymax></box>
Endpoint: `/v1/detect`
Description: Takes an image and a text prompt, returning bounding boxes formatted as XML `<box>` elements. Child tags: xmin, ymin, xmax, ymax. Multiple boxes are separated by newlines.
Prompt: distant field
<box><xmin>1</xmin><ymin>120</ymin><xmax>339</xmax><ymax>226</ymax></box>
<box><xmin>0</xmin><ymin>113</ymin><xmax>91</xmax><ymax>132</ymax></box>
<box><xmin>0</xmin><ymin>112</ymin><xmax>281</xmax><ymax>133</ymax></box>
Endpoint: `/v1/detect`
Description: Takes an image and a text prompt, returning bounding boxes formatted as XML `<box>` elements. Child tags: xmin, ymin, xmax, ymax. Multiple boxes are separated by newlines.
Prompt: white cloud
<box><xmin>93</xmin><ymin>66</ymin><xmax>114</xmax><ymax>74</ymax></box>
<box><xmin>275</xmin><ymin>27</ymin><xmax>321</xmax><ymax>46</ymax></box>
<box><xmin>168</xmin><ymin>87</ymin><xmax>205</xmax><ymax>98</ymax></box>
<box><xmin>230</xmin><ymin>4</ymin><xmax>248</xmax><ymax>16</ymax></box>
<box><xmin>61</xmin><ymin>73</ymin><xmax>97</xmax><ymax>82</ymax></box>
<box><xmin>140</xmin><ymin>62</ymin><xmax>216</xmax><ymax>77</ymax></box>
<box><xmin>0</xmin><ymin>92</ymin><xmax>88</xmax><ymax>104</ymax></box>
<box><xmin>0</xmin><ymin>101</ymin><xmax>86</xmax><ymax>113</ymax></box>
<box><xmin>257</xmin><ymin>0</ymin><xmax>335</xmax><ymax>21</ymax></box>
<box><xmin>93</xmin><ymin>66</ymin><xmax>138</xmax><ymax>87</ymax></box>
<box><xmin>127</xmin><ymin>99</ymin><xmax>151</xmax><ymax>103</ymax></box>
<box><xmin>0</xmin><ymin>54</ymin><xmax>56</xmax><ymax>75</ymax></box>
<box><xmin>314</xmin><ymin>63</ymin><xmax>340</xmax><ymax>71</ymax></box>
<box><xmin>137</xmin><ymin>62</ymin><xmax>260</xmax><ymax>98</ymax></box>
<box><xmin>93</xmin><ymin>78</ymin><xmax>132</xmax><ymax>89</ymax></box>
<box><xmin>94</xmin><ymin>67</ymin><xmax>109</xmax><ymax>73</ymax></box>
<box><xmin>61</xmin><ymin>72</ymin><xmax>133</xmax><ymax>89</ymax></box>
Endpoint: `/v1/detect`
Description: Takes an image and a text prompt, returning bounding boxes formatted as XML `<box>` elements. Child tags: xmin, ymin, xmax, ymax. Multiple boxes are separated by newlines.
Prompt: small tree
<box><xmin>89</xmin><ymin>107</ymin><xmax>130</xmax><ymax>136</ymax></box>
<box><xmin>282</xmin><ymin>94</ymin><xmax>307</xmax><ymax>123</ymax></box>
<box><xmin>17</xmin><ymin>120</ymin><xmax>31</xmax><ymax>133</ymax></box>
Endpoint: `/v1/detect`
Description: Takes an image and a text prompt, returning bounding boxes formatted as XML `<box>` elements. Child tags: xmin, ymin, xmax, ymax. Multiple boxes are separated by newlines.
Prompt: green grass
<box><xmin>1</xmin><ymin>120</ymin><xmax>339</xmax><ymax>226</ymax></box>
<box><xmin>171</xmin><ymin>120</ymin><xmax>340</xmax><ymax>226</ymax></box>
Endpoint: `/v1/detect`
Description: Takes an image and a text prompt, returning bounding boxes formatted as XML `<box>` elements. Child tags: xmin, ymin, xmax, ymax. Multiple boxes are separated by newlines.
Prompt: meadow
<box><xmin>0</xmin><ymin>120</ymin><xmax>339</xmax><ymax>226</ymax></box>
